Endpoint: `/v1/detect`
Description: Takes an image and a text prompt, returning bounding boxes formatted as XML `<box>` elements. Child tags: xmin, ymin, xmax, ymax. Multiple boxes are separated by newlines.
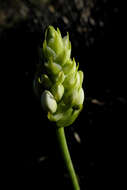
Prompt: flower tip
<box><xmin>46</xmin><ymin>25</ymin><xmax>56</xmax><ymax>42</ymax></box>
<box><xmin>57</xmin><ymin>27</ymin><xmax>61</xmax><ymax>35</ymax></box>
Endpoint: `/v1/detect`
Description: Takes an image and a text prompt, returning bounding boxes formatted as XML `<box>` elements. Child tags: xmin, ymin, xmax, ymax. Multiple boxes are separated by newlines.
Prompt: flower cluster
<box><xmin>34</xmin><ymin>26</ymin><xmax>84</xmax><ymax>128</ymax></box>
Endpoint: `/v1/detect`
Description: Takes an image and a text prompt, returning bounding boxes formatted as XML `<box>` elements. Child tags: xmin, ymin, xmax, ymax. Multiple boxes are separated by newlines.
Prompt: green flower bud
<box><xmin>46</xmin><ymin>27</ymin><xmax>63</xmax><ymax>55</ymax></box>
<box><xmin>44</xmin><ymin>58</ymin><xmax>62</xmax><ymax>75</ymax></box>
<box><xmin>43</xmin><ymin>26</ymin><xmax>64</xmax><ymax>60</ymax></box>
<box><xmin>62</xmin><ymin>59</ymin><xmax>76</xmax><ymax>75</ymax></box>
<box><xmin>71</xmin><ymin>87</ymin><xmax>84</xmax><ymax>108</ymax></box>
<box><xmin>51</xmin><ymin>83</ymin><xmax>64</xmax><ymax>102</ymax></box>
<box><xmin>34</xmin><ymin>26</ymin><xmax>85</xmax><ymax>128</ymax></box>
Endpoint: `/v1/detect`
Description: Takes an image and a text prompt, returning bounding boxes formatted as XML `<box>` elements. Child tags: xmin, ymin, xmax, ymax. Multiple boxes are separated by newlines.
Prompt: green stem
<box><xmin>56</xmin><ymin>127</ymin><xmax>80</xmax><ymax>190</ymax></box>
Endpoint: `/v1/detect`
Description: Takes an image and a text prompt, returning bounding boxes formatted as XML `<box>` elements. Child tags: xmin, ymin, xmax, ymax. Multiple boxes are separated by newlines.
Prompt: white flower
<box><xmin>41</xmin><ymin>90</ymin><xmax>57</xmax><ymax>113</ymax></box>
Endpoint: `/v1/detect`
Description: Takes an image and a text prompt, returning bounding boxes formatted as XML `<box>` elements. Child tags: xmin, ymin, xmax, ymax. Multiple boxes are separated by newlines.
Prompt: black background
<box><xmin>1</xmin><ymin>0</ymin><xmax>127</xmax><ymax>189</ymax></box>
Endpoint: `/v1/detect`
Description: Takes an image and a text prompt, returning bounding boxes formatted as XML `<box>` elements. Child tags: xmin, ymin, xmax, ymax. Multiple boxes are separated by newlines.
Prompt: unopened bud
<box><xmin>51</xmin><ymin>84</ymin><xmax>64</xmax><ymax>102</ymax></box>
<box><xmin>41</xmin><ymin>90</ymin><xmax>57</xmax><ymax>113</ymax></box>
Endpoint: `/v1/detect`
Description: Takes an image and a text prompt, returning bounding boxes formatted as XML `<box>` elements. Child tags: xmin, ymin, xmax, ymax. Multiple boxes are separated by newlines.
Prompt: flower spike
<box><xmin>34</xmin><ymin>26</ymin><xmax>84</xmax><ymax>128</ymax></box>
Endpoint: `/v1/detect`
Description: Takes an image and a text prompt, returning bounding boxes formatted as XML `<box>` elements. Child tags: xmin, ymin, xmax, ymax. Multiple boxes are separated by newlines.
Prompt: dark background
<box><xmin>1</xmin><ymin>0</ymin><xmax>126</xmax><ymax>189</ymax></box>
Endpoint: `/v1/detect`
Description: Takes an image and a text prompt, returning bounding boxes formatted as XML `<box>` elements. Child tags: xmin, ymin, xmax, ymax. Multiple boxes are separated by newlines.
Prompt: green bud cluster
<box><xmin>34</xmin><ymin>26</ymin><xmax>84</xmax><ymax>128</ymax></box>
